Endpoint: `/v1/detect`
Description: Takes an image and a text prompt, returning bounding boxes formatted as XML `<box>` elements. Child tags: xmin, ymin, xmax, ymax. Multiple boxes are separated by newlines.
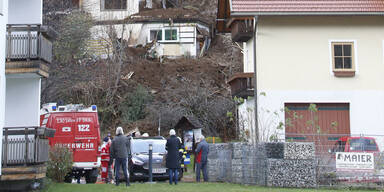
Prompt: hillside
<box><xmin>42</xmin><ymin>0</ymin><xmax>242</xmax><ymax>140</ymax></box>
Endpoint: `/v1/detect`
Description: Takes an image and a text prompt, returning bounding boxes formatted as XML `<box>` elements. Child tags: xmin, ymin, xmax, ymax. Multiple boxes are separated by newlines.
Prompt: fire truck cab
<box><xmin>330</xmin><ymin>136</ymin><xmax>380</xmax><ymax>153</ymax></box>
<box><xmin>40</xmin><ymin>103</ymin><xmax>101</xmax><ymax>183</ymax></box>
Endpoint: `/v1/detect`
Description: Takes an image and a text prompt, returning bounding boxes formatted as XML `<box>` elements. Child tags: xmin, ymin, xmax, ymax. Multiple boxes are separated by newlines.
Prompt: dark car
<box><xmin>118</xmin><ymin>136</ymin><xmax>183</xmax><ymax>182</ymax></box>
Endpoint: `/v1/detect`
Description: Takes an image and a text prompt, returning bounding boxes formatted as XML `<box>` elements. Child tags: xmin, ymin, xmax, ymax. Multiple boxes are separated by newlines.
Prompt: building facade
<box><xmin>5</xmin><ymin>0</ymin><xmax>47</xmax><ymax>127</ymax></box>
<box><xmin>0</xmin><ymin>0</ymin><xmax>54</xmax><ymax>188</ymax></box>
<box><xmin>0</xmin><ymin>0</ymin><xmax>9</xmax><ymax>176</ymax></box>
<box><xmin>223</xmin><ymin>0</ymin><xmax>384</xmax><ymax>148</ymax></box>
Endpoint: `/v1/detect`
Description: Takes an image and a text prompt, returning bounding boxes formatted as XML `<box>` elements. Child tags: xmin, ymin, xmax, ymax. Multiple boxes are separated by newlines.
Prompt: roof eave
<box><xmin>129</xmin><ymin>18</ymin><xmax>212</xmax><ymax>26</ymax></box>
<box><xmin>229</xmin><ymin>0</ymin><xmax>233</xmax><ymax>12</ymax></box>
<box><xmin>230</xmin><ymin>11</ymin><xmax>384</xmax><ymax>16</ymax></box>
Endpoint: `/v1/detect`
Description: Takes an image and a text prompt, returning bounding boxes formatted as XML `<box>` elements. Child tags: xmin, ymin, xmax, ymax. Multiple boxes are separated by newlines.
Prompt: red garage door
<box><xmin>285</xmin><ymin>103</ymin><xmax>350</xmax><ymax>153</ymax></box>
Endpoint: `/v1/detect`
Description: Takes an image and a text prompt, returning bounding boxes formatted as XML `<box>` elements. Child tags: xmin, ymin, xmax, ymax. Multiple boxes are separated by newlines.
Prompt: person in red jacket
<box><xmin>101</xmin><ymin>137</ymin><xmax>113</xmax><ymax>183</ymax></box>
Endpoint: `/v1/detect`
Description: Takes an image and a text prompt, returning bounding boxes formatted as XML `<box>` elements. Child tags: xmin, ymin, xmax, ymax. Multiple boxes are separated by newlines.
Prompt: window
<box><xmin>149</xmin><ymin>30</ymin><xmax>162</xmax><ymax>41</ymax></box>
<box><xmin>332</xmin><ymin>42</ymin><xmax>355</xmax><ymax>77</ymax></box>
<box><xmin>102</xmin><ymin>0</ymin><xmax>127</xmax><ymax>10</ymax></box>
<box><xmin>349</xmin><ymin>138</ymin><xmax>378</xmax><ymax>152</ymax></box>
<box><xmin>165</xmin><ymin>29</ymin><xmax>178</xmax><ymax>41</ymax></box>
<box><xmin>148</xmin><ymin>28</ymin><xmax>179</xmax><ymax>42</ymax></box>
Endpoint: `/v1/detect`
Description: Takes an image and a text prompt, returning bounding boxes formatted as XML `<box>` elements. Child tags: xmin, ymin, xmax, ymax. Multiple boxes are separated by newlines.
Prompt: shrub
<box><xmin>119</xmin><ymin>85</ymin><xmax>152</xmax><ymax>124</ymax></box>
<box><xmin>46</xmin><ymin>146</ymin><xmax>73</xmax><ymax>182</ymax></box>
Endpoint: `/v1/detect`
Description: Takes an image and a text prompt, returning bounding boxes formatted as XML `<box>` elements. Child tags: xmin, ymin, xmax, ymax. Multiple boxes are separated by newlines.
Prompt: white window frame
<box><xmin>147</xmin><ymin>27</ymin><xmax>179</xmax><ymax>43</ymax></box>
<box><xmin>163</xmin><ymin>28</ymin><xmax>179</xmax><ymax>42</ymax></box>
<box><xmin>329</xmin><ymin>40</ymin><xmax>358</xmax><ymax>76</ymax></box>
<box><xmin>148</xmin><ymin>29</ymin><xmax>162</xmax><ymax>43</ymax></box>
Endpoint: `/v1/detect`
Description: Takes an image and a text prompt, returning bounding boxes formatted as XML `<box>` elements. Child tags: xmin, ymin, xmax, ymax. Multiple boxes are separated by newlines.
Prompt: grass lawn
<box><xmin>41</xmin><ymin>182</ymin><xmax>378</xmax><ymax>192</ymax></box>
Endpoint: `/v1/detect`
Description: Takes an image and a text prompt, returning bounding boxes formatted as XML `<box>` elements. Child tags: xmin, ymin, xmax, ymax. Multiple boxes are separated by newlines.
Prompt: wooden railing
<box><xmin>231</xmin><ymin>19</ymin><xmax>254</xmax><ymax>42</ymax></box>
<box><xmin>6</xmin><ymin>24</ymin><xmax>53</xmax><ymax>63</ymax></box>
<box><xmin>227</xmin><ymin>73</ymin><xmax>255</xmax><ymax>98</ymax></box>
<box><xmin>2</xmin><ymin>127</ymin><xmax>55</xmax><ymax>167</ymax></box>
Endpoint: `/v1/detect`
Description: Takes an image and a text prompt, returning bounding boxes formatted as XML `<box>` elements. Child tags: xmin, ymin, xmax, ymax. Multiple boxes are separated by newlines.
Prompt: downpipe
<box><xmin>253</xmin><ymin>16</ymin><xmax>259</xmax><ymax>145</ymax></box>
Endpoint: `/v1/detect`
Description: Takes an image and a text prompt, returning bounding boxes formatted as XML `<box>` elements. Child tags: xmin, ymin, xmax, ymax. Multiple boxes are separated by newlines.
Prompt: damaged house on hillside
<box><xmin>58</xmin><ymin>0</ymin><xmax>212</xmax><ymax>59</ymax></box>
<box><xmin>126</xmin><ymin>8</ymin><xmax>212</xmax><ymax>59</ymax></box>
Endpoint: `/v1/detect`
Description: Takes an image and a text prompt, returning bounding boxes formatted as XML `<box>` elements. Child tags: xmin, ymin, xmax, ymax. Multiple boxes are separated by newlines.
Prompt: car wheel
<box><xmin>64</xmin><ymin>174</ymin><xmax>72</xmax><ymax>183</ymax></box>
<box><xmin>85</xmin><ymin>169</ymin><xmax>98</xmax><ymax>184</ymax></box>
<box><xmin>129</xmin><ymin>171</ymin><xmax>134</xmax><ymax>182</ymax></box>
<box><xmin>178</xmin><ymin>169</ymin><xmax>183</xmax><ymax>180</ymax></box>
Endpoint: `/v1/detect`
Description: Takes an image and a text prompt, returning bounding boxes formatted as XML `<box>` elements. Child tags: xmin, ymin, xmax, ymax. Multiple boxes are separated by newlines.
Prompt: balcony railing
<box><xmin>6</xmin><ymin>24</ymin><xmax>53</xmax><ymax>63</ymax></box>
<box><xmin>2</xmin><ymin>127</ymin><xmax>55</xmax><ymax>167</ymax></box>
<box><xmin>227</xmin><ymin>73</ymin><xmax>254</xmax><ymax>99</ymax></box>
<box><xmin>231</xmin><ymin>19</ymin><xmax>254</xmax><ymax>42</ymax></box>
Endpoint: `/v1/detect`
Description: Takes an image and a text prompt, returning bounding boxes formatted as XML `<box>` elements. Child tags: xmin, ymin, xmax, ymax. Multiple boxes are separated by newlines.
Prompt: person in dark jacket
<box><xmin>110</xmin><ymin>127</ymin><xmax>130</xmax><ymax>187</ymax></box>
<box><xmin>195</xmin><ymin>135</ymin><xmax>209</xmax><ymax>182</ymax></box>
<box><xmin>166</xmin><ymin>129</ymin><xmax>181</xmax><ymax>185</ymax></box>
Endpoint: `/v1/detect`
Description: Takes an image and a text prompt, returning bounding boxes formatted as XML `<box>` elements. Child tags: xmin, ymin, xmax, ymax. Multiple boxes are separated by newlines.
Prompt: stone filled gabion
<box><xmin>208</xmin><ymin>143</ymin><xmax>232</xmax><ymax>182</ymax></box>
<box><xmin>265</xmin><ymin>142</ymin><xmax>285</xmax><ymax>159</ymax></box>
<box><xmin>207</xmin><ymin>142</ymin><xmax>317</xmax><ymax>188</ymax></box>
<box><xmin>267</xmin><ymin>159</ymin><xmax>317</xmax><ymax>188</ymax></box>
<box><xmin>284</xmin><ymin>142</ymin><xmax>315</xmax><ymax>160</ymax></box>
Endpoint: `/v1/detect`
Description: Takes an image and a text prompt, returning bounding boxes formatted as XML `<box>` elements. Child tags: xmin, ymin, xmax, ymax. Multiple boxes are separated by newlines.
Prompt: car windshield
<box><xmin>131</xmin><ymin>139</ymin><xmax>167</xmax><ymax>154</ymax></box>
<box><xmin>349</xmin><ymin>138</ymin><xmax>378</xmax><ymax>151</ymax></box>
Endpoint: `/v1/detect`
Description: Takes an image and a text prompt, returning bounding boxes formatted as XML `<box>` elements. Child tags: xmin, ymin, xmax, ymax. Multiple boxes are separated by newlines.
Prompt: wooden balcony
<box><xmin>1</xmin><ymin>127</ymin><xmax>55</xmax><ymax>181</ymax></box>
<box><xmin>5</xmin><ymin>24</ymin><xmax>54</xmax><ymax>78</ymax></box>
<box><xmin>231</xmin><ymin>19</ymin><xmax>254</xmax><ymax>42</ymax></box>
<box><xmin>227</xmin><ymin>73</ymin><xmax>254</xmax><ymax>99</ymax></box>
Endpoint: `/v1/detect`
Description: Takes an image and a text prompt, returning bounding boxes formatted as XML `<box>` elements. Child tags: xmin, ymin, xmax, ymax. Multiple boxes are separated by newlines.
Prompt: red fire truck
<box><xmin>40</xmin><ymin>103</ymin><xmax>101</xmax><ymax>183</ymax></box>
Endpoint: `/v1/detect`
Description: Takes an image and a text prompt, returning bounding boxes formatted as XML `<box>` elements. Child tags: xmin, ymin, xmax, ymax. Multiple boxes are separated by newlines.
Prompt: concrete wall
<box><xmin>5</xmin><ymin>76</ymin><xmax>41</xmax><ymax>127</ymax></box>
<box><xmin>82</xmin><ymin>0</ymin><xmax>139</xmax><ymax>21</ymax></box>
<box><xmin>0</xmin><ymin>0</ymin><xmax>9</xmax><ymax>176</ymax></box>
<box><xmin>243</xmin><ymin>41</ymin><xmax>254</xmax><ymax>73</ymax></box>
<box><xmin>239</xmin><ymin>16</ymin><xmax>384</xmax><ymax>148</ymax></box>
<box><xmin>8</xmin><ymin>0</ymin><xmax>42</xmax><ymax>24</ymax></box>
<box><xmin>238</xmin><ymin>98</ymin><xmax>255</xmax><ymax>142</ymax></box>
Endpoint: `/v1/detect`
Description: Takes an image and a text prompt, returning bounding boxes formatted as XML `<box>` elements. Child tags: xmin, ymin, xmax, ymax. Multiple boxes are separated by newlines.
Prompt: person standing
<box><xmin>110</xmin><ymin>127</ymin><xmax>130</xmax><ymax>187</ymax></box>
<box><xmin>101</xmin><ymin>137</ymin><xmax>112</xmax><ymax>183</ymax></box>
<box><xmin>166</xmin><ymin>129</ymin><xmax>181</xmax><ymax>185</ymax></box>
<box><xmin>107</xmin><ymin>135</ymin><xmax>114</xmax><ymax>184</ymax></box>
<box><xmin>195</xmin><ymin>135</ymin><xmax>209</xmax><ymax>182</ymax></box>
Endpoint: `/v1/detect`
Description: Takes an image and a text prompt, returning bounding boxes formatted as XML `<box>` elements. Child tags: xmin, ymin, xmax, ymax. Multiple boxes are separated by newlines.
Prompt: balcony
<box><xmin>231</xmin><ymin>19</ymin><xmax>253</xmax><ymax>42</ymax></box>
<box><xmin>6</xmin><ymin>24</ymin><xmax>54</xmax><ymax>78</ymax></box>
<box><xmin>1</xmin><ymin>127</ymin><xmax>55</xmax><ymax>181</ymax></box>
<box><xmin>227</xmin><ymin>73</ymin><xmax>254</xmax><ymax>99</ymax></box>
